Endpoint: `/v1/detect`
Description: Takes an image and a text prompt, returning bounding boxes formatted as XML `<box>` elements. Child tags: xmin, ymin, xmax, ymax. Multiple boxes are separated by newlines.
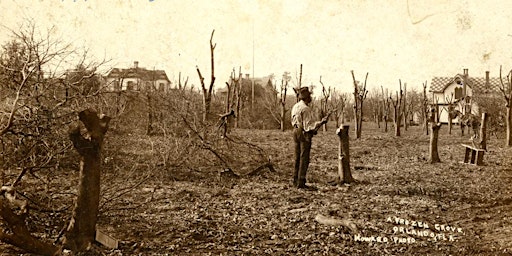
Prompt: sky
<box><xmin>1</xmin><ymin>0</ymin><xmax>512</xmax><ymax>95</ymax></box>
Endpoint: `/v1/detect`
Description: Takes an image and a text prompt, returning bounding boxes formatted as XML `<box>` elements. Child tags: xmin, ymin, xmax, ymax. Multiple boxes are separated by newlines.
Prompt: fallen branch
<box><xmin>314</xmin><ymin>214</ymin><xmax>358</xmax><ymax>233</ymax></box>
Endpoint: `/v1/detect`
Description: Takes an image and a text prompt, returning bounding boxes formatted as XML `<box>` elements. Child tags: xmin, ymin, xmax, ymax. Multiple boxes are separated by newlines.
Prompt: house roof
<box><xmin>430</xmin><ymin>74</ymin><xmax>502</xmax><ymax>94</ymax></box>
<box><xmin>105</xmin><ymin>67</ymin><xmax>170</xmax><ymax>82</ymax></box>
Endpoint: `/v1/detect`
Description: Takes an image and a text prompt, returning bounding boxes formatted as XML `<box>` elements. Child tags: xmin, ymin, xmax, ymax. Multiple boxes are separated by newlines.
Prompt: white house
<box><xmin>104</xmin><ymin>61</ymin><xmax>172</xmax><ymax>92</ymax></box>
<box><xmin>430</xmin><ymin>68</ymin><xmax>501</xmax><ymax>123</ymax></box>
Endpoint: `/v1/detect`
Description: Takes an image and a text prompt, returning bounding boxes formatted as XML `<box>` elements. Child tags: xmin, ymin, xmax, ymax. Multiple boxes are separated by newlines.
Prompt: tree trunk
<box><xmin>394</xmin><ymin>109</ymin><xmax>401</xmax><ymax>136</ymax></box>
<box><xmin>337</xmin><ymin>125</ymin><xmax>353</xmax><ymax>184</ymax></box>
<box><xmin>146</xmin><ymin>92</ymin><xmax>153</xmax><ymax>135</ymax></box>
<box><xmin>480</xmin><ymin>113</ymin><xmax>489</xmax><ymax>150</ymax></box>
<box><xmin>429</xmin><ymin>123</ymin><xmax>442</xmax><ymax>163</ymax></box>
<box><xmin>507</xmin><ymin>106</ymin><xmax>512</xmax><ymax>147</ymax></box>
<box><xmin>65</xmin><ymin>109</ymin><xmax>110</xmax><ymax>252</ymax></box>
<box><xmin>448</xmin><ymin>115</ymin><xmax>453</xmax><ymax>135</ymax></box>
<box><xmin>280</xmin><ymin>103</ymin><xmax>286</xmax><ymax>131</ymax></box>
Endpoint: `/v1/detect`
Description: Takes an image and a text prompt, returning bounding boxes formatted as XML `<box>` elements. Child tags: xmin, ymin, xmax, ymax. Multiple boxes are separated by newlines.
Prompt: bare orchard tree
<box><xmin>445</xmin><ymin>92</ymin><xmax>456</xmax><ymax>135</ymax></box>
<box><xmin>330</xmin><ymin>89</ymin><xmax>349</xmax><ymax>127</ymax></box>
<box><xmin>221</xmin><ymin>68</ymin><xmax>241</xmax><ymax>136</ymax></box>
<box><xmin>0</xmin><ymin>22</ymin><xmax>110</xmax><ymax>255</ymax></box>
<box><xmin>351</xmin><ymin>71</ymin><xmax>368</xmax><ymax>139</ymax></box>
<box><xmin>319</xmin><ymin>76</ymin><xmax>331</xmax><ymax>131</ymax></box>
<box><xmin>499</xmin><ymin>65</ymin><xmax>512</xmax><ymax>146</ymax></box>
<box><xmin>381</xmin><ymin>86</ymin><xmax>391</xmax><ymax>132</ymax></box>
<box><xmin>294</xmin><ymin>64</ymin><xmax>303</xmax><ymax>102</ymax></box>
<box><xmin>422</xmin><ymin>81</ymin><xmax>430</xmax><ymax>135</ymax></box>
<box><xmin>402</xmin><ymin>83</ymin><xmax>408</xmax><ymax>131</ymax></box>
<box><xmin>196</xmin><ymin>29</ymin><xmax>216</xmax><ymax>122</ymax></box>
<box><xmin>367</xmin><ymin>87</ymin><xmax>382</xmax><ymax>129</ymax></box>
<box><xmin>391</xmin><ymin>80</ymin><xmax>404</xmax><ymax>137</ymax></box>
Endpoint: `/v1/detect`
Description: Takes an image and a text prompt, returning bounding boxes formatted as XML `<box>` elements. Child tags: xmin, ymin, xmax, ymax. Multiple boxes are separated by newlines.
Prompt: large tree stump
<box><xmin>337</xmin><ymin>125</ymin><xmax>354</xmax><ymax>184</ymax></box>
<box><xmin>429</xmin><ymin>122</ymin><xmax>442</xmax><ymax>163</ymax></box>
<box><xmin>64</xmin><ymin>109</ymin><xmax>110</xmax><ymax>252</ymax></box>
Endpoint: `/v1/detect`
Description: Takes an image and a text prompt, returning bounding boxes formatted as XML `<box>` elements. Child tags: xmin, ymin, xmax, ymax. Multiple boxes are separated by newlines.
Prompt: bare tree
<box><xmin>381</xmin><ymin>86</ymin><xmax>391</xmax><ymax>132</ymax></box>
<box><xmin>391</xmin><ymin>80</ymin><xmax>404</xmax><ymax>137</ymax></box>
<box><xmin>330</xmin><ymin>89</ymin><xmax>349</xmax><ymax>127</ymax></box>
<box><xmin>499</xmin><ymin>65</ymin><xmax>512</xmax><ymax>146</ymax></box>
<box><xmin>319</xmin><ymin>76</ymin><xmax>331</xmax><ymax>131</ymax></box>
<box><xmin>422</xmin><ymin>81</ymin><xmax>429</xmax><ymax>135</ymax></box>
<box><xmin>445</xmin><ymin>92</ymin><xmax>456</xmax><ymax>135</ymax></box>
<box><xmin>196</xmin><ymin>29</ymin><xmax>216</xmax><ymax>122</ymax></box>
<box><xmin>65</xmin><ymin>109</ymin><xmax>110</xmax><ymax>251</ymax></box>
<box><xmin>402</xmin><ymin>83</ymin><xmax>408</xmax><ymax>131</ymax></box>
<box><xmin>351</xmin><ymin>71</ymin><xmax>368</xmax><ymax>139</ymax></box>
<box><xmin>0</xmin><ymin>21</ymin><xmax>111</xmax><ymax>255</ymax></box>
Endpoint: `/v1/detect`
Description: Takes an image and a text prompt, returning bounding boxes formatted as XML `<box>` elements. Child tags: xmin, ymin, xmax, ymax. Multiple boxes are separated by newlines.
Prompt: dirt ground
<box><xmin>3</xmin><ymin>122</ymin><xmax>512</xmax><ymax>255</ymax></box>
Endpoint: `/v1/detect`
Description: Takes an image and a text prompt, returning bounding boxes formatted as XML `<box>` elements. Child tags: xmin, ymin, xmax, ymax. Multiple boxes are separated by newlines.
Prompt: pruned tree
<box><xmin>381</xmin><ymin>86</ymin><xmax>391</xmax><ymax>132</ymax></box>
<box><xmin>220</xmin><ymin>67</ymin><xmax>241</xmax><ymax>137</ymax></box>
<box><xmin>422</xmin><ymin>81</ymin><xmax>430</xmax><ymax>135</ymax></box>
<box><xmin>367</xmin><ymin>87</ymin><xmax>382</xmax><ymax>129</ymax></box>
<box><xmin>402</xmin><ymin>83</ymin><xmax>408</xmax><ymax>131</ymax></box>
<box><xmin>64</xmin><ymin>109</ymin><xmax>110</xmax><ymax>251</ymax></box>
<box><xmin>445</xmin><ymin>92</ymin><xmax>456</xmax><ymax>135</ymax></box>
<box><xmin>499</xmin><ymin>65</ymin><xmax>512</xmax><ymax>146</ymax></box>
<box><xmin>177</xmin><ymin>71</ymin><xmax>189</xmax><ymax>90</ymax></box>
<box><xmin>351</xmin><ymin>71</ymin><xmax>368</xmax><ymax>139</ymax></box>
<box><xmin>319</xmin><ymin>76</ymin><xmax>331</xmax><ymax>131</ymax></box>
<box><xmin>295</xmin><ymin>64</ymin><xmax>303</xmax><ymax>102</ymax></box>
<box><xmin>196</xmin><ymin>29</ymin><xmax>216</xmax><ymax>122</ymax></box>
<box><xmin>330</xmin><ymin>89</ymin><xmax>349</xmax><ymax>127</ymax></box>
<box><xmin>391</xmin><ymin>80</ymin><xmax>404</xmax><ymax>137</ymax></box>
<box><xmin>279</xmin><ymin>72</ymin><xmax>291</xmax><ymax>131</ymax></box>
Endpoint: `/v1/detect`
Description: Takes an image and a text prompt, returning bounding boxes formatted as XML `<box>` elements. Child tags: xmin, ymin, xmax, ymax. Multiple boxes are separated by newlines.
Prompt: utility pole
<box><xmin>251</xmin><ymin>21</ymin><xmax>255</xmax><ymax>109</ymax></box>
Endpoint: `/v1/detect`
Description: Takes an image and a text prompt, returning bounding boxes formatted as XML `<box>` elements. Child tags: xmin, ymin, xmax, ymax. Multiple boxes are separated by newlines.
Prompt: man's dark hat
<box><xmin>296</xmin><ymin>87</ymin><xmax>311</xmax><ymax>100</ymax></box>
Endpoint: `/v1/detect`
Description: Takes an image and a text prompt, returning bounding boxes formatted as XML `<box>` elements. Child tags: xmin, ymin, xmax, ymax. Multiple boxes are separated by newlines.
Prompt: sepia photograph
<box><xmin>0</xmin><ymin>0</ymin><xmax>511</xmax><ymax>255</ymax></box>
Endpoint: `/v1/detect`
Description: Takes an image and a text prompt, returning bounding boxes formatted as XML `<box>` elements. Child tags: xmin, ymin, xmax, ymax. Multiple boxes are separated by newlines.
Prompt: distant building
<box><xmin>430</xmin><ymin>68</ymin><xmax>501</xmax><ymax>123</ymax></box>
<box><xmin>103</xmin><ymin>61</ymin><xmax>171</xmax><ymax>92</ymax></box>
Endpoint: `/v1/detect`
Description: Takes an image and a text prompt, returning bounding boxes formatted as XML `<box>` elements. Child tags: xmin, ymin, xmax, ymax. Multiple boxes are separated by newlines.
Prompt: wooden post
<box><xmin>336</xmin><ymin>125</ymin><xmax>354</xmax><ymax>184</ymax></box>
<box><xmin>429</xmin><ymin>122</ymin><xmax>442</xmax><ymax>163</ymax></box>
<box><xmin>479</xmin><ymin>113</ymin><xmax>488</xmax><ymax>150</ymax></box>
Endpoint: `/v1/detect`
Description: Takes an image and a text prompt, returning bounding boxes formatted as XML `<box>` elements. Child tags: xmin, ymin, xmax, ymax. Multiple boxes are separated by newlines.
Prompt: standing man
<box><xmin>291</xmin><ymin>87</ymin><xmax>329</xmax><ymax>190</ymax></box>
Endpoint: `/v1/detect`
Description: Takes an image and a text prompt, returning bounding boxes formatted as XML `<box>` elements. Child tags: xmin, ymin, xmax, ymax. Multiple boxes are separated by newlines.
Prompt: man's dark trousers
<box><xmin>293</xmin><ymin>128</ymin><xmax>312</xmax><ymax>187</ymax></box>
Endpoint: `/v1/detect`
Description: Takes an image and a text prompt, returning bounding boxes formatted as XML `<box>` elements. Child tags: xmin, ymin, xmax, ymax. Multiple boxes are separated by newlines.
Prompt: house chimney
<box><xmin>134</xmin><ymin>61</ymin><xmax>139</xmax><ymax>69</ymax></box>
<box><xmin>463</xmin><ymin>68</ymin><xmax>468</xmax><ymax>77</ymax></box>
<box><xmin>245</xmin><ymin>74</ymin><xmax>250</xmax><ymax>80</ymax></box>
<box><xmin>485</xmin><ymin>71</ymin><xmax>490</xmax><ymax>86</ymax></box>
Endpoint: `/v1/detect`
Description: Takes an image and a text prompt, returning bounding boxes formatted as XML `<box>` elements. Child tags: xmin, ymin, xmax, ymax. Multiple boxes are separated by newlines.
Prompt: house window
<box><xmin>159</xmin><ymin>83</ymin><xmax>165</xmax><ymax>91</ymax></box>
<box><xmin>127</xmin><ymin>81</ymin><xmax>134</xmax><ymax>90</ymax></box>
<box><xmin>454</xmin><ymin>87</ymin><xmax>463</xmax><ymax>99</ymax></box>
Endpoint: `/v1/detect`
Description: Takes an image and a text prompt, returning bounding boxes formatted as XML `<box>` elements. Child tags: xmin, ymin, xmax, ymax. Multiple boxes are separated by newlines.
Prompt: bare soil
<box><xmin>3</xmin><ymin>122</ymin><xmax>512</xmax><ymax>255</ymax></box>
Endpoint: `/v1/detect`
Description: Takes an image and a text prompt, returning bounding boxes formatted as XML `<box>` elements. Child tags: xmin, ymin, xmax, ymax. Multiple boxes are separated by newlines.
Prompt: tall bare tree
<box><xmin>422</xmin><ymin>81</ymin><xmax>430</xmax><ymax>135</ymax></box>
<box><xmin>391</xmin><ymin>80</ymin><xmax>404</xmax><ymax>136</ymax></box>
<box><xmin>196</xmin><ymin>29</ymin><xmax>216</xmax><ymax>122</ymax></box>
<box><xmin>319</xmin><ymin>76</ymin><xmax>331</xmax><ymax>131</ymax></box>
<box><xmin>445</xmin><ymin>92</ymin><xmax>456</xmax><ymax>135</ymax></box>
<box><xmin>381</xmin><ymin>86</ymin><xmax>391</xmax><ymax>132</ymax></box>
<box><xmin>351</xmin><ymin>71</ymin><xmax>368</xmax><ymax>139</ymax></box>
<box><xmin>499</xmin><ymin>65</ymin><xmax>512</xmax><ymax>146</ymax></box>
